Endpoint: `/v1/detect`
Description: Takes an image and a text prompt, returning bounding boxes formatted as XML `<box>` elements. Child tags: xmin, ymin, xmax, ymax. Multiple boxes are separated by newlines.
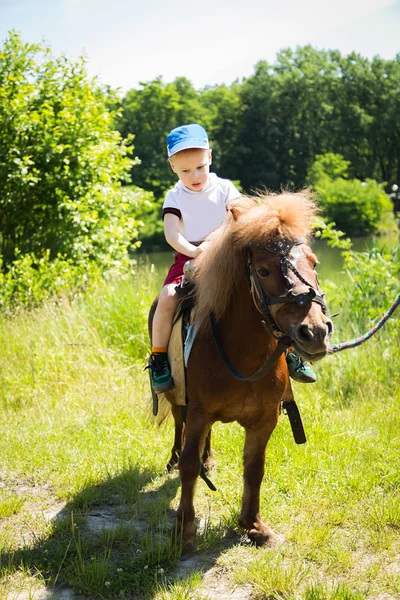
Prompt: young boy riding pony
<box><xmin>148</xmin><ymin>124</ymin><xmax>316</xmax><ymax>393</ymax></box>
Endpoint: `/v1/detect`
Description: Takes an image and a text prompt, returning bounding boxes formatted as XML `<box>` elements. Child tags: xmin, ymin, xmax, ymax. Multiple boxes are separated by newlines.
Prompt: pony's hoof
<box><xmin>202</xmin><ymin>457</ymin><xmax>216</xmax><ymax>473</ymax></box>
<box><xmin>247</xmin><ymin>527</ymin><xmax>277</xmax><ymax>547</ymax></box>
<box><xmin>180</xmin><ymin>540</ymin><xmax>197</xmax><ymax>559</ymax></box>
<box><xmin>166</xmin><ymin>460</ymin><xmax>178</xmax><ymax>472</ymax></box>
<box><xmin>240</xmin><ymin>518</ymin><xmax>278</xmax><ymax>548</ymax></box>
<box><xmin>166</xmin><ymin>453</ymin><xmax>180</xmax><ymax>472</ymax></box>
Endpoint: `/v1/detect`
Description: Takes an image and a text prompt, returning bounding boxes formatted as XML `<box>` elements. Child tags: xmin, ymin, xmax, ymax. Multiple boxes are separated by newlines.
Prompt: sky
<box><xmin>1</xmin><ymin>0</ymin><xmax>399</xmax><ymax>91</ymax></box>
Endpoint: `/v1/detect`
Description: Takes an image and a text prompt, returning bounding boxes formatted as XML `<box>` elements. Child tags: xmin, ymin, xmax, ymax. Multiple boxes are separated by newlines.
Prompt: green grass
<box><xmin>0</xmin><ymin>266</ymin><xmax>399</xmax><ymax>599</ymax></box>
<box><xmin>0</xmin><ymin>491</ymin><xmax>25</xmax><ymax>518</ymax></box>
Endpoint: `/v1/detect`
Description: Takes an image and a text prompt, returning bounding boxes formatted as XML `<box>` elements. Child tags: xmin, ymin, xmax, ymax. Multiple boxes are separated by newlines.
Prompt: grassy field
<box><xmin>0</xmin><ymin>266</ymin><xmax>399</xmax><ymax>600</ymax></box>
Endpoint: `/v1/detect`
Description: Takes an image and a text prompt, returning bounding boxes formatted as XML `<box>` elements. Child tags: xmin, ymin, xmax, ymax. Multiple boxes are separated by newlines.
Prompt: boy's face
<box><xmin>169</xmin><ymin>148</ymin><xmax>212</xmax><ymax>192</ymax></box>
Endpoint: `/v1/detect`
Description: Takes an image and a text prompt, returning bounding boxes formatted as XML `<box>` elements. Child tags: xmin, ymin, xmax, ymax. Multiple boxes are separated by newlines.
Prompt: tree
<box><xmin>0</xmin><ymin>31</ymin><xmax>145</xmax><ymax>275</ymax></box>
<box><xmin>117</xmin><ymin>77</ymin><xmax>208</xmax><ymax>198</ymax></box>
<box><xmin>307</xmin><ymin>152</ymin><xmax>351</xmax><ymax>183</ymax></box>
<box><xmin>200</xmin><ymin>83</ymin><xmax>243</xmax><ymax>182</ymax></box>
<box><xmin>325</xmin><ymin>53</ymin><xmax>400</xmax><ymax>185</ymax></box>
<box><xmin>230</xmin><ymin>48</ymin><xmax>340</xmax><ymax>192</ymax></box>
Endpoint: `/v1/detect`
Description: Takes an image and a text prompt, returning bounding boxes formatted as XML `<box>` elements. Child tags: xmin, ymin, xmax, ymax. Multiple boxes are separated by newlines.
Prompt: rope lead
<box><xmin>329</xmin><ymin>293</ymin><xmax>400</xmax><ymax>354</ymax></box>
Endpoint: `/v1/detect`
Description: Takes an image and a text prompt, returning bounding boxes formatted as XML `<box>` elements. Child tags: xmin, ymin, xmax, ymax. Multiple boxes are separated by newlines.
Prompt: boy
<box><xmin>148</xmin><ymin>124</ymin><xmax>315</xmax><ymax>393</ymax></box>
<box><xmin>148</xmin><ymin>124</ymin><xmax>240</xmax><ymax>393</ymax></box>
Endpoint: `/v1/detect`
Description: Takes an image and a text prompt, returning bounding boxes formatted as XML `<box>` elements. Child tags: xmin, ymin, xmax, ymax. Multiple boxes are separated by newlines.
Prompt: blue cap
<box><xmin>166</xmin><ymin>124</ymin><xmax>209</xmax><ymax>158</ymax></box>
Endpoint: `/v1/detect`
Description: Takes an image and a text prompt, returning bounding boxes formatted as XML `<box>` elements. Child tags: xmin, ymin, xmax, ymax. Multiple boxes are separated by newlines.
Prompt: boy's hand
<box><xmin>194</xmin><ymin>242</ymin><xmax>210</xmax><ymax>257</ymax></box>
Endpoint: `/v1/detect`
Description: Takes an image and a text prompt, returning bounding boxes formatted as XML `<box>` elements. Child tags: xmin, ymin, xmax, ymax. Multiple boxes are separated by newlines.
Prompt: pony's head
<box><xmin>195</xmin><ymin>190</ymin><xmax>333</xmax><ymax>360</ymax></box>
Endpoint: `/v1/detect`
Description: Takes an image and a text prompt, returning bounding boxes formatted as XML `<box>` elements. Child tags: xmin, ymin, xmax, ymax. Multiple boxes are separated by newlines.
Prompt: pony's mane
<box><xmin>194</xmin><ymin>190</ymin><xmax>319</xmax><ymax>330</ymax></box>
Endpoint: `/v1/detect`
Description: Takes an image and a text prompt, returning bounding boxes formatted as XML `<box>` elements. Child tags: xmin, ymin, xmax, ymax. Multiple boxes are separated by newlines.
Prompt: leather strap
<box><xmin>210</xmin><ymin>312</ymin><xmax>292</xmax><ymax>382</ymax></box>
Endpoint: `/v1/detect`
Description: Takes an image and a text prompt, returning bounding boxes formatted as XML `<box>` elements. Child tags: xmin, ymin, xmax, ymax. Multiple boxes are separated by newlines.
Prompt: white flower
<box><xmin>105</xmin><ymin>581</ymin><xmax>110</xmax><ymax>587</ymax></box>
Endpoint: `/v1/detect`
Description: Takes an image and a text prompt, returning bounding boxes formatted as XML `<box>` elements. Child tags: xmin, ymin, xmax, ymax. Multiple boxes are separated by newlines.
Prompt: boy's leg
<box><xmin>286</xmin><ymin>352</ymin><xmax>316</xmax><ymax>383</ymax></box>
<box><xmin>149</xmin><ymin>284</ymin><xmax>178</xmax><ymax>393</ymax></box>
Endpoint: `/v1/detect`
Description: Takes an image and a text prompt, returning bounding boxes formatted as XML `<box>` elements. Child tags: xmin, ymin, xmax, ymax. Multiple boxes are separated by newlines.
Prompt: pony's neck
<box><xmin>222</xmin><ymin>276</ymin><xmax>276</xmax><ymax>357</ymax></box>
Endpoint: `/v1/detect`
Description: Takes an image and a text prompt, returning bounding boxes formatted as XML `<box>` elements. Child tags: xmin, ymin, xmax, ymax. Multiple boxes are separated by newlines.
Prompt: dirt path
<box><xmin>1</xmin><ymin>474</ymin><xmax>254</xmax><ymax>599</ymax></box>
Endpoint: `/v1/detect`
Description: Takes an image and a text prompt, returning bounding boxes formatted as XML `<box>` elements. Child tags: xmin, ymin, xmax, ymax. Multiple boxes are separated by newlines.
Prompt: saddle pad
<box><xmin>167</xmin><ymin>314</ymin><xmax>186</xmax><ymax>406</ymax></box>
<box><xmin>165</xmin><ymin>306</ymin><xmax>199</xmax><ymax>407</ymax></box>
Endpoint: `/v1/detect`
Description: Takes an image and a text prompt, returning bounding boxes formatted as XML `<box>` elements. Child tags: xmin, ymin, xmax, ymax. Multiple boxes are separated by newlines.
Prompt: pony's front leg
<box><xmin>240</xmin><ymin>421</ymin><xmax>278</xmax><ymax>546</ymax></box>
<box><xmin>176</xmin><ymin>414</ymin><xmax>210</xmax><ymax>553</ymax></box>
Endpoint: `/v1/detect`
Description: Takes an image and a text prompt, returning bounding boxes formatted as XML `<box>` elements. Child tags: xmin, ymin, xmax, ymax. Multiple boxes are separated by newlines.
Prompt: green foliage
<box><xmin>136</xmin><ymin>198</ymin><xmax>169</xmax><ymax>251</ymax></box>
<box><xmin>118</xmin><ymin>47</ymin><xmax>400</xmax><ymax>203</ymax></box>
<box><xmin>316</xmin><ymin>178</ymin><xmax>391</xmax><ymax>235</ymax></box>
<box><xmin>309</xmin><ymin>153</ymin><xmax>392</xmax><ymax>235</ymax></box>
<box><xmin>117</xmin><ymin>76</ymin><xmax>208</xmax><ymax>198</ymax></box>
<box><xmin>234</xmin><ymin>47</ymin><xmax>343</xmax><ymax>190</ymax></box>
<box><xmin>114</xmin><ymin>48</ymin><xmax>400</xmax><ymax>251</ymax></box>
<box><xmin>307</xmin><ymin>153</ymin><xmax>350</xmax><ymax>184</ymax></box>
<box><xmin>333</xmin><ymin>52</ymin><xmax>400</xmax><ymax>183</ymax></box>
<box><xmin>200</xmin><ymin>83</ymin><xmax>243</xmax><ymax>180</ymax></box>
<box><xmin>331</xmin><ymin>243</ymin><xmax>399</xmax><ymax>328</ymax></box>
<box><xmin>0</xmin><ymin>32</ymin><xmax>148</xmax><ymax>283</ymax></box>
<box><xmin>0</xmin><ymin>250</ymin><xmax>101</xmax><ymax>311</ymax></box>
<box><xmin>82</xmin><ymin>269</ymin><xmax>157</xmax><ymax>363</ymax></box>
<box><xmin>317</xmin><ymin>221</ymin><xmax>399</xmax><ymax>342</ymax></box>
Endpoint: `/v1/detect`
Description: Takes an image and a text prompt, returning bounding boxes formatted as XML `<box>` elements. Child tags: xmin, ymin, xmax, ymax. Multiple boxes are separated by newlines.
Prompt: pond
<box><xmin>138</xmin><ymin>230</ymin><xmax>399</xmax><ymax>289</ymax></box>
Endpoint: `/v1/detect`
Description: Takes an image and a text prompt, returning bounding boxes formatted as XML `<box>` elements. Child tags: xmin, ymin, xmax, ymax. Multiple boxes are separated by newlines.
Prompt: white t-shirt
<box><xmin>162</xmin><ymin>173</ymin><xmax>240</xmax><ymax>242</ymax></box>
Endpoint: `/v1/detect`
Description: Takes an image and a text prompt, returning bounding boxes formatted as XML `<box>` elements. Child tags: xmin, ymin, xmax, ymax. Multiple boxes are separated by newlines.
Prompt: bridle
<box><xmin>247</xmin><ymin>238</ymin><xmax>327</xmax><ymax>339</ymax></box>
<box><xmin>209</xmin><ymin>237</ymin><xmax>327</xmax><ymax>381</ymax></box>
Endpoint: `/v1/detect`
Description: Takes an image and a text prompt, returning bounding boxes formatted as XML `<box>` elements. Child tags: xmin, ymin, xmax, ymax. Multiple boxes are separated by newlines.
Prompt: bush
<box><xmin>0</xmin><ymin>251</ymin><xmax>101</xmax><ymax>311</ymax></box>
<box><xmin>318</xmin><ymin>222</ymin><xmax>399</xmax><ymax>333</ymax></box>
<box><xmin>127</xmin><ymin>190</ymin><xmax>169</xmax><ymax>253</ymax></box>
<box><xmin>316</xmin><ymin>177</ymin><xmax>392</xmax><ymax>235</ymax></box>
<box><xmin>0</xmin><ymin>32</ymin><xmax>147</xmax><ymax>275</ymax></box>
<box><xmin>308</xmin><ymin>153</ymin><xmax>392</xmax><ymax>235</ymax></box>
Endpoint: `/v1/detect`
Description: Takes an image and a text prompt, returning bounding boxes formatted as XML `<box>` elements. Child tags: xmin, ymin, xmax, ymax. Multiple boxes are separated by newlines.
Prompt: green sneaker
<box><xmin>148</xmin><ymin>353</ymin><xmax>175</xmax><ymax>394</ymax></box>
<box><xmin>286</xmin><ymin>352</ymin><xmax>317</xmax><ymax>383</ymax></box>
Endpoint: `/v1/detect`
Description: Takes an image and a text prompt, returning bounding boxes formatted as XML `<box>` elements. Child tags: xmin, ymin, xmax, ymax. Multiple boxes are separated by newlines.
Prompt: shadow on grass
<box><xmin>0</xmin><ymin>463</ymin><xmax>242</xmax><ymax>599</ymax></box>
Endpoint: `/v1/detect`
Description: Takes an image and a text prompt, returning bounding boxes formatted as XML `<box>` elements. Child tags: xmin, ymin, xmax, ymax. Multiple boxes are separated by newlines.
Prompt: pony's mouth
<box><xmin>291</xmin><ymin>344</ymin><xmax>328</xmax><ymax>362</ymax></box>
<box><xmin>282</xmin><ymin>324</ymin><xmax>332</xmax><ymax>363</ymax></box>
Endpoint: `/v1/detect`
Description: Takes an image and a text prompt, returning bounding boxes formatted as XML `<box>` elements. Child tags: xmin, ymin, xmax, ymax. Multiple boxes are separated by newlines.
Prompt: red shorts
<box><xmin>163</xmin><ymin>252</ymin><xmax>191</xmax><ymax>286</ymax></box>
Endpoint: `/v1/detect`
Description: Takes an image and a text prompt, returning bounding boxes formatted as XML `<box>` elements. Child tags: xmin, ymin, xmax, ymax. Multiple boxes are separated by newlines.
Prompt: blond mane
<box><xmin>194</xmin><ymin>190</ymin><xmax>319</xmax><ymax>330</ymax></box>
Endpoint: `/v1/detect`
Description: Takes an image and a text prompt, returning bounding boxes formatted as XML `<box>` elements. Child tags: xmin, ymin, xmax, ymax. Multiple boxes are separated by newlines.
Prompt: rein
<box><xmin>210</xmin><ymin>238</ymin><xmax>325</xmax><ymax>382</ymax></box>
<box><xmin>210</xmin><ymin>312</ymin><xmax>292</xmax><ymax>381</ymax></box>
<box><xmin>209</xmin><ymin>236</ymin><xmax>400</xmax><ymax>379</ymax></box>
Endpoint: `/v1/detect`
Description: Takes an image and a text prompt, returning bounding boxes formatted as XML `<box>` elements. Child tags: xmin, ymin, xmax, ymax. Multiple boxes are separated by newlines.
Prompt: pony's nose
<box><xmin>297</xmin><ymin>318</ymin><xmax>333</xmax><ymax>343</ymax></box>
<box><xmin>298</xmin><ymin>324</ymin><xmax>314</xmax><ymax>342</ymax></box>
<box><xmin>325</xmin><ymin>318</ymin><xmax>333</xmax><ymax>337</ymax></box>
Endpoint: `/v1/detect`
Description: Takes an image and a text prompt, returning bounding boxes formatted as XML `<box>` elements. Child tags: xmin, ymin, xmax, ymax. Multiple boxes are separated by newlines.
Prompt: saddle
<box><xmin>152</xmin><ymin>261</ymin><xmax>198</xmax><ymax>413</ymax></box>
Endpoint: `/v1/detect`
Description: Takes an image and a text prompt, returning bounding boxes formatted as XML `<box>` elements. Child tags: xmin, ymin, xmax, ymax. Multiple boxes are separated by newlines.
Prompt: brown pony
<box><xmin>150</xmin><ymin>191</ymin><xmax>333</xmax><ymax>552</ymax></box>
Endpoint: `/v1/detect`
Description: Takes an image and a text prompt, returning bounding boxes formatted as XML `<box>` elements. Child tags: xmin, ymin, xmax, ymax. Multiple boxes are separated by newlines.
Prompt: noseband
<box><xmin>247</xmin><ymin>238</ymin><xmax>327</xmax><ymax>340</ymax></box>
<box><xmin>209</xmin><ymin>237</ymin><xmax>327</xmax><ymax>382</ymax></box>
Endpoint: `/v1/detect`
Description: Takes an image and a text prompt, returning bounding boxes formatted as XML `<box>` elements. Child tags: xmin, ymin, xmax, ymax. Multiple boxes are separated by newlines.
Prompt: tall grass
<box><xmin>0</xmin><ymin>247</ymin><xmax>399</xmax><ymax>599</ymax></box>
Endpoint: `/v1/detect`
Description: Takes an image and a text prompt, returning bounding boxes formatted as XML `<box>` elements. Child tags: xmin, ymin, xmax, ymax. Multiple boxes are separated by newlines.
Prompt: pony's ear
<box><xmin>228</xmin><ymin>197</ymin><xmax>256</xmax><ymax>220</ymax></box>
<box><xmin>229</xmin><ymin>206</ymin><xmax>244</xmax><ymax>221</ymax></box>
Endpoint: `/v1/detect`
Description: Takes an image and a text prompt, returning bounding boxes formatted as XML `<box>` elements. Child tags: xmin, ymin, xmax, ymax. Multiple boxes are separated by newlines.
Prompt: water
<box><xmin>139</xmin><ymin>231</ymin><xmax>399</xmax><ymax>288</ymax></box>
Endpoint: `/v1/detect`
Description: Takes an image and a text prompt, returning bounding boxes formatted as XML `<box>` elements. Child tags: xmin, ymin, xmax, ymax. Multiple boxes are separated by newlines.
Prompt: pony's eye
<box><xmin>258</xmin><ymin>268</ymin><xmax>270</xmax><ymax>278</ymax></box>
